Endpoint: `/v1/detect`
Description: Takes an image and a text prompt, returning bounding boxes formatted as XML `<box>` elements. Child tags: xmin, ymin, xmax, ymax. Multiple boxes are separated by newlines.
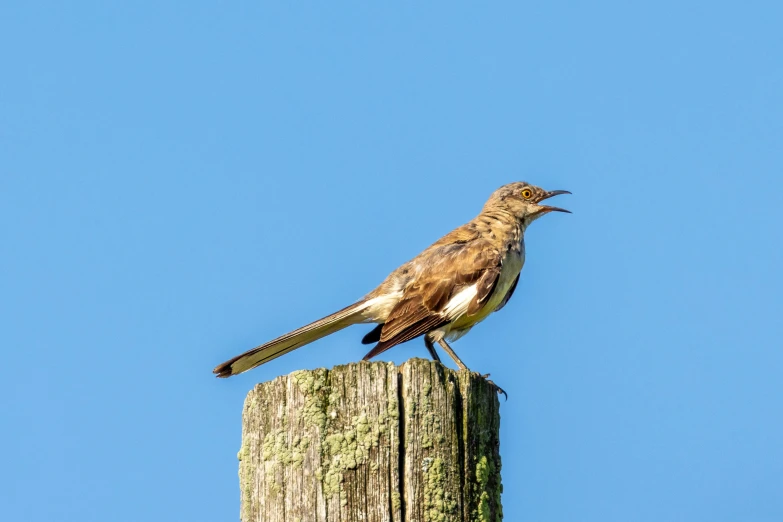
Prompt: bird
<box><xmin>213</xmin><ymin>181</ymin><xmax>570</xmax><ymax>390</ymax></box>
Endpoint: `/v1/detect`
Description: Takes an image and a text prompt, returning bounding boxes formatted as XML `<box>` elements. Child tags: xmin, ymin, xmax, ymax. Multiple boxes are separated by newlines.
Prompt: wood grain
<box><xmin>238</xmin><ymin>359</ymin><xmax>502</xmax><ymax>522</ymax></box>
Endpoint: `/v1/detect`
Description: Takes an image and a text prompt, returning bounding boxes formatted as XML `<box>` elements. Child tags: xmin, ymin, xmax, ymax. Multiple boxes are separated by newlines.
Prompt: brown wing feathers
<box><xmin>362</xmin><ymin>238</ymin><xmax>503</xmax><ymax>360</ymax></box>
<box><xmin>361</xmin><ymin>292</ymin><xmax>447</xmax><ymax>359</ymax></box>
<box><xmin>468</xmin><ymin>266</ymin><xmax>502</xmax><ymax>315</ymax></box>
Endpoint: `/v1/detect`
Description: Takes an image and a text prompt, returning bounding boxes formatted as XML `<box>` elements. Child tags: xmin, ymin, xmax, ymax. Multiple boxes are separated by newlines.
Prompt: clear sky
<box><xmin>2</xmin><ymin>2</ymin><xmax>782</xmax><ymax>521</ymax></box>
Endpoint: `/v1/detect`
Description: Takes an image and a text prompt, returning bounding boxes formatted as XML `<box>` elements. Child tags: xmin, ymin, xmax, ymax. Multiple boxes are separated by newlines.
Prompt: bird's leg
<box><xmin>424</xmin><ymin>337</ymin><xmax>442</xmax><ymax>363</ymax></box>
<box><xmin>436</xmin><ymin>339</ymin><xmax>468</xmax><ymax>371</ymax></box>
<box><xmin>437</xmin><ymin>339</ymin><xmax>507</xmax><ymax>400</ymax></box>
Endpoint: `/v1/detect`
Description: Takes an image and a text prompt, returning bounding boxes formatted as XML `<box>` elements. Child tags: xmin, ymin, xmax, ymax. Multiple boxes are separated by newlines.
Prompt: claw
<box><xmin>480</xmin><ymin>373</ymin><xmax>508</xmax><ymax>400</ymax></box>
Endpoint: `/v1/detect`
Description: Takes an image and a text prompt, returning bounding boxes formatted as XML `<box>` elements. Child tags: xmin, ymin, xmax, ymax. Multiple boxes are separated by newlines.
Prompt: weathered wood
<box><xmin>238</xmin><ymin>358</ymin><xmax>502</xmax><ymax>522</ymax></box>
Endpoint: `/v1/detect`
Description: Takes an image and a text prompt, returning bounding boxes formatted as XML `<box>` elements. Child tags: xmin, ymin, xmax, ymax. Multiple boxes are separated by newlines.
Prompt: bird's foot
<box><xmin>480</xmin><ymin>373</ymin><xmax>508</xmax><ymax>401</ymax></box>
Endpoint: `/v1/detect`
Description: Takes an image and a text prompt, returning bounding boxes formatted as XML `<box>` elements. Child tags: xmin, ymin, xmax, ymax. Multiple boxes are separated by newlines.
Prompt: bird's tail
<box><xmin>213</xmin><ymin>301</ymin><xmax>369</xmax><ymax>378</ymax></box>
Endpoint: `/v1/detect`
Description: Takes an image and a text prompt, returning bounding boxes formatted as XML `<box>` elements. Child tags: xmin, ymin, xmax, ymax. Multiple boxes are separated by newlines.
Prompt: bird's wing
<box><xmin>363</xmin><ymin>237</ymin><xmax>504</xmax><ymax>359</ymax></box>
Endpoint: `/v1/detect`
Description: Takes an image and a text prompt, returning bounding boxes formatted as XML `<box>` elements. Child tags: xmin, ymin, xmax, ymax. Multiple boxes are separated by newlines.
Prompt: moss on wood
<box><xmin>239</xmin><ymin>358</ymin><xmax>502</xmax><ymax>522</ymax></box>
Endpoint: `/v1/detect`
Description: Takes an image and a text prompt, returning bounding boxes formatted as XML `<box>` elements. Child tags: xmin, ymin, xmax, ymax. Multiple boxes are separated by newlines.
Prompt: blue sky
<box><xmin>2</xmin><ymin>2</ymin><xmax>782</xmax><ymax>521</ymax></box>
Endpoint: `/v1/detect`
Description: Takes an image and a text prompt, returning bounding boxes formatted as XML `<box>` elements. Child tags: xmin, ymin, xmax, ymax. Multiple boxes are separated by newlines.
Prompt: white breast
<box><xmin>479</xmin><ymin>249</ymin><xmax>524</xmax><ymax>317</ymax></box>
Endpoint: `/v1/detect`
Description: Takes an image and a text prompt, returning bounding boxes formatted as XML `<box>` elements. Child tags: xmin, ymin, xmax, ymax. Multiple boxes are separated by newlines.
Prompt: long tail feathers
<box><xmin>360</xmin><ymin>324</ymin><xmax>383</xmax><ymax>345</ymax></box>
<box><xmin>213</xmin><ymin>301</ymin><xmax>369</xmax><ymax>378</ymax></box>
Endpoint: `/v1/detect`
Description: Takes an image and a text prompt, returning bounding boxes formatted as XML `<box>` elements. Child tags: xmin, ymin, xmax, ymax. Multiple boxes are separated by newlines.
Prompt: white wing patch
<box><xmin>444</xmin><ymin>249</ymin><xmax>524</xmax><ymax>335</ymax></box>
<box><xmin>442</xmin><ymin>284</ymin><xmax>479</xmax><ymax>320</ymax></box>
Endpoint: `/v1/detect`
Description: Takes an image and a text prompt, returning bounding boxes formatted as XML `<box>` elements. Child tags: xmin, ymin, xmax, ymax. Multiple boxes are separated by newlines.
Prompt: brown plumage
<box><xmin>213</xmin><ymin>182</ymin><xmax>570</xmax><ymax>379</ymax></box>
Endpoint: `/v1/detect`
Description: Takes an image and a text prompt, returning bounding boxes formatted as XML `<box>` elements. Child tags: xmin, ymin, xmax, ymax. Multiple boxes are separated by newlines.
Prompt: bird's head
<box><xmin>484</xmin><ymin>182</ymin><xmax>571</xmax><ymax>227</ymax></box>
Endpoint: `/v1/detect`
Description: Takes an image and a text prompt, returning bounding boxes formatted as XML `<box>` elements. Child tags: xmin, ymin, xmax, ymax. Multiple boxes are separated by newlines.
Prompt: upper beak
<box><xmin>538</xmin><ymin>189</ymin><xmax>572</xmax><ymax>214</ymax></box>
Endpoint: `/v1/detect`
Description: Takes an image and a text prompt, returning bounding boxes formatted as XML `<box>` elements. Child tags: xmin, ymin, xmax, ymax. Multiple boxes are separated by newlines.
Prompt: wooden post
<box><xmin>238</xmin><ymin>358</ymin><xmax>502</xmax><ymax>522</ymax></box>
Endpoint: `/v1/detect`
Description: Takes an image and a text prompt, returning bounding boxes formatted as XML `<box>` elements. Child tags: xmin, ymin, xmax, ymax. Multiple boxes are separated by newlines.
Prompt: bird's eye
<box><xmin>521</xmin><ymin>188</ymin><xmax>533</xmax><ymax>199</ymax></box>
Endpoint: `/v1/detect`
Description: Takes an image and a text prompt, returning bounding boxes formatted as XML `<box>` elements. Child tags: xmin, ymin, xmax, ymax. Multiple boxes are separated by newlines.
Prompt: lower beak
<box><xmin>540</xmin><ymin>205</ymin><xmax>571</xmax><ymax>214</ymax></box>
<box><xmin>538</xmin><ymin>189</ymin><xmax>572</xmax><ymax>214</ymax></box>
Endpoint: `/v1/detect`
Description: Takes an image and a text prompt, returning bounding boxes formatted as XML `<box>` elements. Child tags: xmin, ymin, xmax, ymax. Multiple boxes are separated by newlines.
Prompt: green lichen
<box><xmin>288</xmin><ymin>366</ymin><xmax>401</xmax><ymax>507</ymax></box>
<box><xmin>237</xmin><ymin>444</ymin><xmax>248</xmax><ymax>462</ymax></box>
<box><xmin>257</xmin><ymin>426</ymin><xmax>312</xmax><ymax>500</ymax></box>
<box><xmin>387</xmin><ymin>398</ymin><xmax>399</xmax><ymax>419</ymax></box>
<box><xmin>261</xmin><ymin>429</ymin><xmax>310</xmax><ymax>467</ymax></box>
<box><xmin>422</xmin><ymin>457</ymin><xmax>457</xmax><ymax>521</ymax></box>
<box><xmin>292</xmin><ymin>369</ymin><xmax>330</xmax><ymax>430</ymax></box>
<box><xmin>242</xmin><ymin>365</ymin><xmax>411</xmax><ymax>515</ymax></box>
<box><xmin>239</xmin><ymin>447</ymin><xmax>253</xmax><ymax>520</ymax></box>
<box><xmin>320</xmin><ymin>411</ymin><xmax>388</xmax><ymax>498</ymax></box>
<box><xmin>420</xmin><ymin>410</ymin><xmax>445</xmax><ymax>449</ymax></box>
<box><xmin>410</xmin><ymin>374</ymin><xmax>446</xmax><ymax>450</ymax></box>
<box><xmin>476</xmin><ymin>456</ymin><xmax>492</xmax><ymax>522</ymax></box>
<box><xmin>464</xmin><ymin>369</ymin><xmax>503</xmax><ymax>522</ymax></box>
<box><xmin>391</xmin><ymin>491</ymin><xmax>401</xmax><ymax>511</ymax></box>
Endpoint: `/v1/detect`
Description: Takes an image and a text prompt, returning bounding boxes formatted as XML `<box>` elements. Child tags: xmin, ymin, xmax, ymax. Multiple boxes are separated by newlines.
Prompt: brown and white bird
<box><xmin>213</xmin><ymin>182</ymin><xmax>570</xmax><ymax>381</ymax></box>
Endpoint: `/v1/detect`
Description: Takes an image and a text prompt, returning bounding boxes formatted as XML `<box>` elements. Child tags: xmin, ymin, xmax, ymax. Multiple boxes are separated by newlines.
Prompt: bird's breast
<box><xmin>478</xmin><ymin>248</ymin><xmax>524</xmax><ymax>319</ymax></box>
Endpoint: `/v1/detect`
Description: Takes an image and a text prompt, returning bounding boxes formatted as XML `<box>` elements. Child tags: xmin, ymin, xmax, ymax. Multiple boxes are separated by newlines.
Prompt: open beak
<box><xmin>538</xmin><ymin>189</ymin><xmax>572</xmax><ymax>214</ymax></box>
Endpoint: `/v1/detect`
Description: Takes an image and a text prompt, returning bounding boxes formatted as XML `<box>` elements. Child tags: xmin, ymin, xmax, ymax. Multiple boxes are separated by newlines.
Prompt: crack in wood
<box><xmin>237</xmin><ymin>358</ymin><xmax>502</xmax><ymax>522</ymax></box>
